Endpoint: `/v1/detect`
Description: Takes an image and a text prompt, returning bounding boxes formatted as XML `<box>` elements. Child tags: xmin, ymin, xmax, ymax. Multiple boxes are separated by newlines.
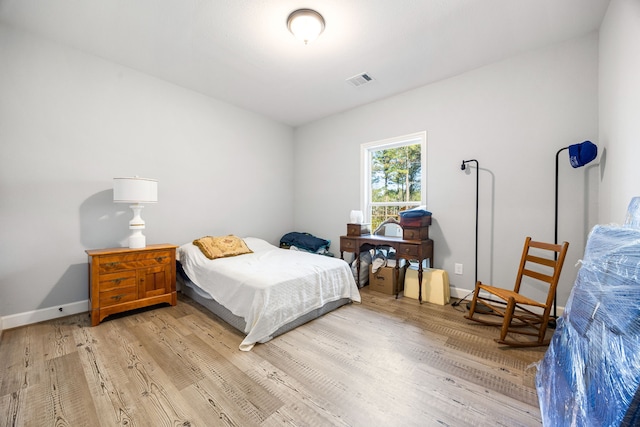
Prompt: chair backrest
<box><xmin>513</xmin><ymin>237</ymin><xmax>570</xmax><ymax>308</ymax></box>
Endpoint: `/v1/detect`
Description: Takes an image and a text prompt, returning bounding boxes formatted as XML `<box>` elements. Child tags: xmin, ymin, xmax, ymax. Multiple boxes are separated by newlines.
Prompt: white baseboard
<box><xmin>450</xmin><ymin>286</ymin><xmax>474</xmax><ymax>301</ymax></box>
<box><xmin>0</xmin><ymin>287</ymin><xmax>564</xmax><ymax>331</ymax></box>
<box><xmin>1</xmin><ymin>300</ymin><xmax>89</xmax><ymax>330</ymax></box>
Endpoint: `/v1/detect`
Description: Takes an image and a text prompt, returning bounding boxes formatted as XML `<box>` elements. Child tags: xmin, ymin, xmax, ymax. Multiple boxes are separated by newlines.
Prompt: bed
<box><xmin>177</xmin><ymin>236</ymin><xmax>361</xmax><ymax>351</ymax></box>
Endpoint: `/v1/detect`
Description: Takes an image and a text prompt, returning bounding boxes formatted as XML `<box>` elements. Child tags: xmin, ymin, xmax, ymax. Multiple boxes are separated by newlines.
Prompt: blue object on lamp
<box><xmin>568</xmin><ymin>140</ymin><xmax>598</xmax><ymax>168</ymax></box>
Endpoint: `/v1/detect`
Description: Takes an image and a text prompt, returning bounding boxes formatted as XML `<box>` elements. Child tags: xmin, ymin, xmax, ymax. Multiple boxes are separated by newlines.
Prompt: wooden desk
<box><xmin>340</xmin><ymin>235</ymin><xmax>434</xmax><ymax>303</ymax></box>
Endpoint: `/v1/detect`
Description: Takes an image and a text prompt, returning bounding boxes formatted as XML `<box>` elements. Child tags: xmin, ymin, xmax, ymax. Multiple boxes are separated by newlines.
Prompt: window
<box><xmin>361</xmin><ymin>132</ymin><xmax>426</xmax><ymax>231</ymax></box>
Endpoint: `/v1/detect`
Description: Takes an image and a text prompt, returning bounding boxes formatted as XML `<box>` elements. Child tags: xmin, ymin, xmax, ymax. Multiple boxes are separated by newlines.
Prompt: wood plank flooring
<box><xmin>0</xmin><ymin>288</ymin><xmax>548</xmax><ymax>426</ymax></box>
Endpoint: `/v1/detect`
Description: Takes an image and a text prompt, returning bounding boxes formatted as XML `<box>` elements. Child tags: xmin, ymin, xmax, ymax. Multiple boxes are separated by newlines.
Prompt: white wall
<box><xmin>598</xmin><ymin>0</ymin><xmax>640</xmax><ymax>224</ymax></box>
<box><xmin>0</xmin><ymin>24</ymin><xmax>294</xmax><ymax>325</ymax></box>
<box><xmin>294</xmin><ymin>34</ymin><xmax>600</xmax><ymax>308</ymax></box>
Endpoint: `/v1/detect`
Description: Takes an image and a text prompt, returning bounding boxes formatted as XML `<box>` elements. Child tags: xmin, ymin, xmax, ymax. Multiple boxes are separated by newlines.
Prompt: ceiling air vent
<box><xmin>346</xmin><ymin>73</ymin><xmax>374</xmax><ymax>87</ymax></box>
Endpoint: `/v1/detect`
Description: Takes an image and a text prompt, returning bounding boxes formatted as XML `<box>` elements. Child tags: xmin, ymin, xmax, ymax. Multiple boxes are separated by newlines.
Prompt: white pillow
<box><xmin>243</xmin><ymin>237</ymin><xmax>278</xmax><ymax>253</ymax></box>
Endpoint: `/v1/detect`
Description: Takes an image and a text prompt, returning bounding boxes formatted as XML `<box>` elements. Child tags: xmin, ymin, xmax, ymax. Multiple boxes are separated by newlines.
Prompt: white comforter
<box><xmin>178</xmin><ymin>237</ymin><xmax>361</xmax><ymax>351</ymax></box>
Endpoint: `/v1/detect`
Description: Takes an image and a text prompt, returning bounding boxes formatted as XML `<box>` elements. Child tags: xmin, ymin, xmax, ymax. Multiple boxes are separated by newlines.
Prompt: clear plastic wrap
<box><xmin>536</xmin><ymin>198</ymin><xmax>640</xmax><ymax>426</ymax></box>
<box><xmin>625</xmin><ymin>197</ymin><xmax>640</xmax><ymax>228</ymax></box>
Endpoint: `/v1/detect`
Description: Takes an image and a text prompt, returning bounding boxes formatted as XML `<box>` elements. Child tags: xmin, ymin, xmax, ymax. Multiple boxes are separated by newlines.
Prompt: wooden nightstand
<box><xmin>86</xmin><ymin>244</ymin><xmax>178</xmax><ymax>326</ymax></box>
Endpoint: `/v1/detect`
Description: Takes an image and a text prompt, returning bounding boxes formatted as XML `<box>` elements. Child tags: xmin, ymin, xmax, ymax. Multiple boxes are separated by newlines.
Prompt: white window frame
<box><xmin>360</xmin><ymin>131</ymin><xmax>427</xmax><ymax>224</ymax></box>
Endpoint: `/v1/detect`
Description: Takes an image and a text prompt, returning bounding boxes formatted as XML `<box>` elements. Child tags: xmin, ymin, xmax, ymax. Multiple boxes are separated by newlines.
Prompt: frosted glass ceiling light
<box><xmin>287</xmin><ymin>9</ymin><xmax>325</xmax><ymax>44</ymax></box>
<box><xmin>114</xmin><ymin>176</ymin><xmax>158</xmax><ymax>248</ymax></box>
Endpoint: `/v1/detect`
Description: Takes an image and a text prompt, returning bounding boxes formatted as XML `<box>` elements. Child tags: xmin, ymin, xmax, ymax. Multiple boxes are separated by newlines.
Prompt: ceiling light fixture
<box><xmin>287</xmin><ymin>9</ymin><xmax>325</xmax><ymax>45</ymax></box>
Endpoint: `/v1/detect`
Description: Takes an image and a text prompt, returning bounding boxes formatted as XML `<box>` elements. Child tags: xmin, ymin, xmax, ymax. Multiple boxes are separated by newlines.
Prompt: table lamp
<box><xmin>113</xmin><ymin>176</ymin><xmax>158</xmax><ymax>248</ymax></box>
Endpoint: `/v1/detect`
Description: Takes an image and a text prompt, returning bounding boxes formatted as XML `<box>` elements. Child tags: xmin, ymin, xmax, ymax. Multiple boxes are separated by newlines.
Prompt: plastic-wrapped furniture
<box><xmin>536</xmin><ymin>198</ymin><xmax>640</xmax><ymax>426</ymax></box>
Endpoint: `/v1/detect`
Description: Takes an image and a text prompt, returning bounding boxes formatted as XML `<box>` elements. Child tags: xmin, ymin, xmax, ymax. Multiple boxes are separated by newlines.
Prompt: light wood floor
<box><xmin>0</xmin><ymin>288</ymin><xmax>548</xmax><ymax>426</ymax></box>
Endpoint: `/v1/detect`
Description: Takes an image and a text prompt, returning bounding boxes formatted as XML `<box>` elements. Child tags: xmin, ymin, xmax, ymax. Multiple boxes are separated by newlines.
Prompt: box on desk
<box><xmin>400</xmin><ymin>215</ymin><xmax>432</xmax><ymax>228</ymax></box>
<box><xmin>368</xmin><ymin>260</ymin><xmax>406</xmax><ymax>295</ymax></box>
<box><xmin>402</xmin><ymin>226</ymin><xmax>429</xmax><ymax>240</ymax></box>
<box><xmin>347</xmin><ymin>223</ymin><xmax>371</xmax><ymax>236</ymax></box>
<box><xmin>404</xmin><ymin>267</ymin><xmax>450</xmax><ymax>305</ymax></box>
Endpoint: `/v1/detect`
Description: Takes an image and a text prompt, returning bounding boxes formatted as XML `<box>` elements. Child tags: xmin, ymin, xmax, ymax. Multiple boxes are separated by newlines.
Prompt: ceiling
<box><xmin>0</xmin><ymin>0</ymin><xmax>610</xmax><ymax>127</ymax></box>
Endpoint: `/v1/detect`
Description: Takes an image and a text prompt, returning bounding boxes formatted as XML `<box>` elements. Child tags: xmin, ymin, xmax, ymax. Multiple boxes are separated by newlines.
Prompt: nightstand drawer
<box><xmin>99</xmin><ymin>285</ymin><xmax>138</xmax><ymax>307</ymax></box>
<box><xmin>340</xmin><ymin>237</ymin><xmax>359</xmax><ymax>252</ymax></box>
<box><xmin>98</xmin><ymin>250</ymin><xmax>173</xmax><ymax>273</ymax></box>
<box><xmin>398</xmin><ymin>244</ymin><xmax>419</xmax><ymax>258</ymax></box>
<box><xmin>98</xmin><ymin>271</ymin><xmax>136</xmax><ymax>291</ymax></box>
<box><xmin>403</xmin><ymin>226</ymin><xmax>429</xmax><ymax>240</ymax></box>
<box><xmin>347</xmin><ymin>223</ymin><xmax>371</xmax><ymax>236</ymax></box>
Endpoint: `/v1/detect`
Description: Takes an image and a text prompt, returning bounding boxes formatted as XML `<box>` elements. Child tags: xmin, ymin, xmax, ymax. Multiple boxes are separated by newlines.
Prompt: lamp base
<box><xmin>128</xmin><ymin>234</ymin><xmax>146</xmax><ymax>249</ymax></box>
<box><xmin>127</xmin><ymin>204</ymin><xmax>147</xmax><ymax>248</ymax></box>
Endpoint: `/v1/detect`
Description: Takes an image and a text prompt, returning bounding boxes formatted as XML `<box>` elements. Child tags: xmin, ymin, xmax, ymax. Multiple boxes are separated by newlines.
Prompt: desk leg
<box><xmin>418</xmin><ymin>264</ymin><xmax>423</xmax><ymax>304</ymax></box>
<box><xmin>394</xmin><ymin>263</ymin><xmax>400</xmax><ymax>299</ymax></box>
<box><xmin>356</xmin><ymin>252</ymin><xmax>361</xmax><ymax>288</ymax></box>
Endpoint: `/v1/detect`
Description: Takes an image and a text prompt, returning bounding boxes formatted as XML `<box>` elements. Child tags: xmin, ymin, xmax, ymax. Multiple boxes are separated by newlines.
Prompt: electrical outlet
<box><xmin>454</xmin><ymin>263</ymin><xmax>463</xmax><ymax>275</ymax></box>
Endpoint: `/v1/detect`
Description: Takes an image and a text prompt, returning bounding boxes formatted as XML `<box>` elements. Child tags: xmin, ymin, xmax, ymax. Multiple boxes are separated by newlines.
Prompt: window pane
<box><xmin>369</xmin><ymin>143</ymin><xmax>422</xmax><ymax>230</ymax></box>
<box><xmin>371</xmin><ymin>144</ymin><xmax>421</xmax><ymax>203</ymax></box>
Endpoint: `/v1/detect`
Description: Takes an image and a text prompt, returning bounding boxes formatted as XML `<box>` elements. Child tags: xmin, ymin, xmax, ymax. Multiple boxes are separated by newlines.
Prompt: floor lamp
<box><xmin>452</xmin><ymin>159</ymin><xmax>480</xmax><ymax>308</ymax></box>
<box><xmin>553</xmin><ymin>141</ymin><xmax>597</xmax><ymax>324</ymax></box>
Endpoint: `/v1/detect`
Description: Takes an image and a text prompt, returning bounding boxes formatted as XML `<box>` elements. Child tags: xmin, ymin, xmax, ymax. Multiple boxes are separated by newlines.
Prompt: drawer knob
<box><xmin>106</xmin><ymin>262</ymin><xmax>119</xmax><ymax>268</ymax></box>
<box><xmin>155</xmin><ymin>256</ymin><xmax>166</xmax><ymax>263</ymax></box>
<box><xmin>111</xmin><ymin>294</ymin><xmax>125</xmax><ymax>301</ymax></box>
<box><xmin>111</xmin><ymin>278</ymin><xmax>122</xmax><ymax>285</ymax></box>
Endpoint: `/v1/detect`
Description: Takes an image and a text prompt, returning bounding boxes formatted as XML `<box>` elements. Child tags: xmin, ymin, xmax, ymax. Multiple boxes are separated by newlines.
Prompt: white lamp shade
<box><xmin>113</xmin><ymin>177</ymin><xmax>158</xmax><ymax>203</ymax></box>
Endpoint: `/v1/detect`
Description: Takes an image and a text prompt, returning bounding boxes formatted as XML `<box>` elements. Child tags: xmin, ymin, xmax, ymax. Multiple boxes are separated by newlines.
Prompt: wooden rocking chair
<box><xmin>464</xmin><ymin>237</ymin><xmax>569</xmax><ymax>347</ymax></box>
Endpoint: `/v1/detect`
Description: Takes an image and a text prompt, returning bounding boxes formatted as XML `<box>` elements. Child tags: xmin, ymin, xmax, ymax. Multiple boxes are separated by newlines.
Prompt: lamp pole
<box><xmin>553</xmin><ymin>147</ymin><xmax>569</xmax><ymax>326</ymax></box>
<box><xmin>453</xmin><ymin>159</ymin><xmax>481</xmax><ymax>309</ymax></box>
<box><xmin>462</xmin><ymin>159</ymin><xmax>479</xmax><ymax>285</ymax></box>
